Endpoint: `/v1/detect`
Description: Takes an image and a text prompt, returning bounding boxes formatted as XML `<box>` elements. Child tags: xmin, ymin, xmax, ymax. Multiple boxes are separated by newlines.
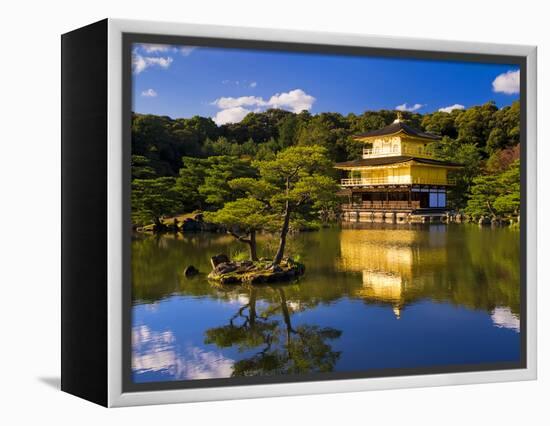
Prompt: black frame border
<box><xmin>121</xmin><ymin>32</ymin><xmax>528</xmax><ymax>394</ymax></box>
<box><xmin>61</xmin><ymin>19</ymin><xmax>109</xmax><ymax>406</ymax></box>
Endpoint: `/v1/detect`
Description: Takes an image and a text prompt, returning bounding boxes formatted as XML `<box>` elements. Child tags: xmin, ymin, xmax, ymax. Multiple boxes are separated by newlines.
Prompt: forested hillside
<box><xmin>131</xmin><ymin>101</ymin><xmax>521</xmax><ymax>226</ymax></box>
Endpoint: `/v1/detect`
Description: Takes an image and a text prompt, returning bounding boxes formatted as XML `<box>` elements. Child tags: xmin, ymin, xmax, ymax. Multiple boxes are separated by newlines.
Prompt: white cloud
<box><xmin>492</xmin><ymin>69</ymin><xmax>520</xmax><ymax>94</ymax></box>
<box><xmin>268</xmin><ymin>89</ymin><xmax>316</xmax><ymax>113</ymax></box>
<box><xmin>210</xmin><ymin>89</ymin><xmax>316</xmax><ymax>125</ymax></box>
<box><xmin>395</xmin><ymin>103</ymin><xmax>424</xmax><ymax>112</ymax></box>
<box><xmin>211</xmin><ymin>95</ymin><xmax>267</xmax><ymax>110</ymax></box>
<box><xmin>221</xmin><ymin>79</ymin><xmax>257</xmax><ymax>88</ymax></box>
<box><xmin>179</xmin><ymin>46</ymin><xmax>196</xmax><ymax>56</ymax></box>
<box><xmin>132</xmin><ymin>54</ymin><xmax>173</xmax><ymax>74</ymax></box>
<box><xmin>141</xmin><ymin>88</ymin><xmax>158</xmax><ymax>98</ymax></box>
<box><xmin>213</xmin><ymin>106</ymin><xmax>251</xmax><ymax>125</ymax></box>
<box><xmin>139</xmin><ymin>43</ymin><xmax>171</xmax><ymax>53</ymax></box>
<box><xmin>137</xmin><ymin>44</ymin><xmax>197</xmax><ymax>57</ymax></box>
<box><xmin>438</xmin><ymin>104</ymin><xmax>465</xmax><ymax>113</ymax></box>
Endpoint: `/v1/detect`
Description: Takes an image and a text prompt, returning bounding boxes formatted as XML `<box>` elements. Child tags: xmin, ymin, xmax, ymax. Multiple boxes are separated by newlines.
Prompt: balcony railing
<box><xmin>341</xmin><ymin>201</ymin><xmax>422</xmax><ymax>210</ymax></box>
<box><xmin>363</xmin><ymin>145</ymin><xmax>435</xmax><ymax>159</ymax></box>
<box><xmin>341</xmin><ymin>176</ymin><xmax>455</xmax><ymax>186</ymax></box>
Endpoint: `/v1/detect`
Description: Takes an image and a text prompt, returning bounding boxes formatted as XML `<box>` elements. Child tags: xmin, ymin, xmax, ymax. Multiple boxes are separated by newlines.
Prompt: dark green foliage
<box><xmin>493</xmin><ymin>161</ymin><xmax>520</xmax><ymax>215</ymax></box>
<box><xmin>421</xmin><ymin>111</ymin><xmax>460</xmax><ymax>138</ymax></box>
<box><xmin>175</xmin><ymin>155</ymin><xmax>257</xmax><ymax>211</ymax></box>
<box><xmin>277</xmin><ymin>114</ymin><xmax>299</xmax><ymax>149</ymax></box>
<box><xmin>132</xmin><ymin>113</ymin><xmax>219</xmax><ymax>176</ymax></box>
<box><xmin>465</xmin><ymin>160</ymin><xmax>520</xmax><ymax>218</ymax></box>
<box><xmin>175</xmin><ymin>157</ymin><xmax>208</xmax><ymax>211</ymax></box>
<box><xmin>221</xmin><ymin>108</ymin><xmax>293</xmax><ymax>144</ymax></box>
<box><xmin>454</xmin><ymin>101</ymin><xmax>499</xmax><ymax>147</ymax></box>
<box><xmin>131</xmin><ymin>177</ymin><xmax>181</xmax><ymax>227</ymax></box>
<box><xmin>296</xmin><ymin>112</ymin><xmax>350</xmax><ymax>161</ymax></box>
<box><xmin>486</xmin><ymin>101</ymin><xmax>520</xmax><ymax>154</ymax></box>
<box><xmin>131</xmin><ymin>155</ymin><xmax>157</xmax><ymax>179</ymax></box>
<box><xmin>198</xmin><ymin>156</ymin><xmax>257</xmax><ymax>210</ymax></box>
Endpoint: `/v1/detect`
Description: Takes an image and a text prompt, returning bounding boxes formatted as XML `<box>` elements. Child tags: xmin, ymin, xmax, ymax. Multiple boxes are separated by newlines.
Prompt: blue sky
<box><xmin>132</xmin><ymin>43</ymin><xmax>520</xmax><ymax>125</ymax></box>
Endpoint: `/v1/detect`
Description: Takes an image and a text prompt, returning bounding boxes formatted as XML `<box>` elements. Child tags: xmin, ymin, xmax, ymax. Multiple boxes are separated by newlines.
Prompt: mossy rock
<box><xmin>208</xmin><ymin>259</ymin><xmax>305</xmax><ymax>285</ymax></box>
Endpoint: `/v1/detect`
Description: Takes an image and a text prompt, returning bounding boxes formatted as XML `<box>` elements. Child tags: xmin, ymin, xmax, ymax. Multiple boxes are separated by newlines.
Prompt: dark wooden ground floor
<box><xmin>341</xmin><ymin>185</ymin><xmax>448</xmax><ymax>210</ymax></box>
<box><xmin>339</xmin><ymin>185</ymin><xmax>451</xmax><ymax>223</ymax></box>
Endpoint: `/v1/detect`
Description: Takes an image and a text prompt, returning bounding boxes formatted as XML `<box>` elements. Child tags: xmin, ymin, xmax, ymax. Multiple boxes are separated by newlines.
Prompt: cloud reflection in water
<box><xmin>132</xmin><ymin>325</ymin><xmax>234</xmax><ymax>380</ymax></box>
<box><xmin>491</xmin><ymin>307</ymin><xmax>520</xmax><ymax>333</ymax></box>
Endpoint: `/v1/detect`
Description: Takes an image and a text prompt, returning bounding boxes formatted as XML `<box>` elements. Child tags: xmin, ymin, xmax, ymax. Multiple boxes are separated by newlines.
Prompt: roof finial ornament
<box><xmin>394</xmin><ymin>111</ymin><xmax>403</xmax><ymax>123</ymax></box>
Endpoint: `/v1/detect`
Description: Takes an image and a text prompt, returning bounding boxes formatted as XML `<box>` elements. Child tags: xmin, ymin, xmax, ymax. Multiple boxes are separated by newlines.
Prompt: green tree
<box><xmin>464</xmin><ymin>174</ymin><xmax>501</xmax><ymax>218</ymax></box>
<box><xmin>493</xmin><ymin>160</ymin><xmax>520</xmax><ymax>216</ymax></box>
<box><xmin>421</xmin><ymin>110</ymin><xmax>460</xmax><ymax>138</ymax></box>
<box><xmin>198</xmin><ymin>156</ymin><xmax>257</xmax><ymax>209</ymax></box>
<box><xmin>131</xmin><ymin>155</ymin><xmax>156</xmax><ymax>179</ymax></box>
<box><xmin>454</xmin><ymin>101</ymin><xmax>498</xmax><ymax>148</ymax></box>
<box><xmin>131</xmin><ymin>177</ymin><xmax>181</xmax><ymax>228</ymax></box>
<box><xmin>175</xmin><ymin>157</ymin><xmax>208</xmax><ymax>211</ymax></box>
<box><xmin>484</xmin><ymin>101</ymin><xmax>520</xmax><ymax>155</ymax></box>
<box><xmin>229</xmin><ymin>146</ymin><xmax>338</xmax><ymax>266</ymax></box>
<box><xmin>277</xmin><ymin>114</ymin><xmax>298</xmax><ymax>148</ymax></box>
<box><xmin>465</xmin><ymin>160</ymin><xmax>520</xmax><ymax>218</ymax></box>
<box><xmin>240</xmin><ymin>138</ymin><xmax>258</xmax><ymax>157</ymax></box>
<box><xmin>206</xmin><ymin>136</ymin><xmax>234</xmax><ymax>156</ymax></box>
<box><xmin>296</xmin><ymin>113</ymin><xmax>350</xmax><ymax>161</ymax></box>
<box><xmin>204</xmin><ymin>198</ymin><xmax>271</xmax><ymax>261</ymax></box>
<box><xmin>486</xmin><ymin>127</ymin><xmax>507</xmax><ymax>154</ymax></box>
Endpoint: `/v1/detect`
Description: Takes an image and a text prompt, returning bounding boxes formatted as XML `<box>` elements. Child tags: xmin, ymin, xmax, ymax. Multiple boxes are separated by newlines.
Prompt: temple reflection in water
<box><xmin>338</xmin><ymin>224</ymin><xmax>448</xmax><ymax>318</ymax></box>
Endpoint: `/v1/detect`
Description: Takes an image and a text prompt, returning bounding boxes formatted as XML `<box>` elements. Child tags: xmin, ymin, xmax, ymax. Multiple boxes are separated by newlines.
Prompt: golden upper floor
<box><xmin>354</xmin><ymin>116</ymin><xmax>440</xmax><ymax>160</ymax></box>
<box><xmin>334</xmin><ymin>116</ymin><xmax>462</xmax><ymax>186</ymax></box>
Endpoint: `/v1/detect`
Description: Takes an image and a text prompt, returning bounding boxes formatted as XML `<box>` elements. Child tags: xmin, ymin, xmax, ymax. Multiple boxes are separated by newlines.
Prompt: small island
<box><xmin>207</xmin><ymin>254</ymin><xmax>305</xmax><ymax>284</ymax></box>
<box><xmin>199</xmin><ymin>145</ymin><xmax>333</xmax><ymax>283</ymax></box>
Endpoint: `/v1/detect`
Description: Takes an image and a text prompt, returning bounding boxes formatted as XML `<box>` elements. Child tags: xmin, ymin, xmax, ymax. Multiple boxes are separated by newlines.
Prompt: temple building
<box><xmin>335</xmin><ymin>114</ymin><xmax>462</xmax><ymax>222</ymax></box>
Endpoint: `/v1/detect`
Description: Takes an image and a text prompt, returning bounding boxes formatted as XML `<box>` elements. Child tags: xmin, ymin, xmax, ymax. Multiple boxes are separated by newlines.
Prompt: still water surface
<box><xmin>132</xmin><ymin>224</ymin><xmax>520</xmax><ymax>383</ymax></box>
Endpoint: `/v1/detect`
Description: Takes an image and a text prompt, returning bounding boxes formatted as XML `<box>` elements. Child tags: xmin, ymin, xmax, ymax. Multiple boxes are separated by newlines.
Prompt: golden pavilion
<box><xmin>335</xmin><ymin>113</ymin><xmax>462</xmax><ymax>222</ymax></box>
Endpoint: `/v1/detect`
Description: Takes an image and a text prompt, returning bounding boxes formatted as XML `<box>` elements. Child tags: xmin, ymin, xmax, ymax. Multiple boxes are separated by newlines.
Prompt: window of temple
<box><xmin>428</xmin><ymin>190</ymin><xmax>447</xmax><ymax>207</ymax></box>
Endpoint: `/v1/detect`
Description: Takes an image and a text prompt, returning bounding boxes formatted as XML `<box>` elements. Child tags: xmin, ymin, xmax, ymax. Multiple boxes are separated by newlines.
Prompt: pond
<box><xmin>131</xmin><ymin>223</ymin><xmax>521</xmax><ymax>384</ymax></box>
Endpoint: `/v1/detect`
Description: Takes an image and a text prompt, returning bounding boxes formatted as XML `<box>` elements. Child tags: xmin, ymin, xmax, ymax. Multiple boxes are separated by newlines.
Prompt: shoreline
<box><xmin>134</xmin><ymin>211</ymin><xmax>520</xmax><ymax>235</ymax></box>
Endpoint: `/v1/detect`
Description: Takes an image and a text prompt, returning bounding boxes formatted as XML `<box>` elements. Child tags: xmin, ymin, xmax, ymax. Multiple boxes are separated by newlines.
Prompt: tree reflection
<box><xmin>204</xmin><ymin>285</ymin><xmax>342</xmax><ymax>376</ymax></box>
<box><xmin>204</xmin><ymin>288</ymin><xmax>278</xmax><ymax>352</ymax></box>
<box><xmin>132</xmin><ymin>225</ymin><xmax>520</xmax><ymax>317</ymax></box>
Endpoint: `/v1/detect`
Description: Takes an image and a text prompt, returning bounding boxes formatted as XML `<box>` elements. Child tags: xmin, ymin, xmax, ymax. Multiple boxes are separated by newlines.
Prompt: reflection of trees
<box><xmin>133</xmin><ymin>225</ymin><xmax>521</xmax><ymax>317</ymax></box>
<box><xmin>132</xmin><ymin>233</ymin><xmax>249</xmax><ymax>303</ymax></box>
<box><xmin>204</xmin><ymin>288</ymin><xmax>278</xmax><ymax>352</ymax></box>
<box><xmin>204</xmin><ymin>285</ymin><xmax>342</xmax><ymax>376</ymax></box>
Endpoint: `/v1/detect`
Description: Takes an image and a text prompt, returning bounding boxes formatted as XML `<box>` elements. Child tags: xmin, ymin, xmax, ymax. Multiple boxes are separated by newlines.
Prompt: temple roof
<box><xmin>353</xmin><ymin>121</ymin><xmax>441</xmax><ymax>141</ymax></box>
<box><xmin>334</xmin><ymin>156</ymin><xmax>462</xmax><ymax>169</ymax></box>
